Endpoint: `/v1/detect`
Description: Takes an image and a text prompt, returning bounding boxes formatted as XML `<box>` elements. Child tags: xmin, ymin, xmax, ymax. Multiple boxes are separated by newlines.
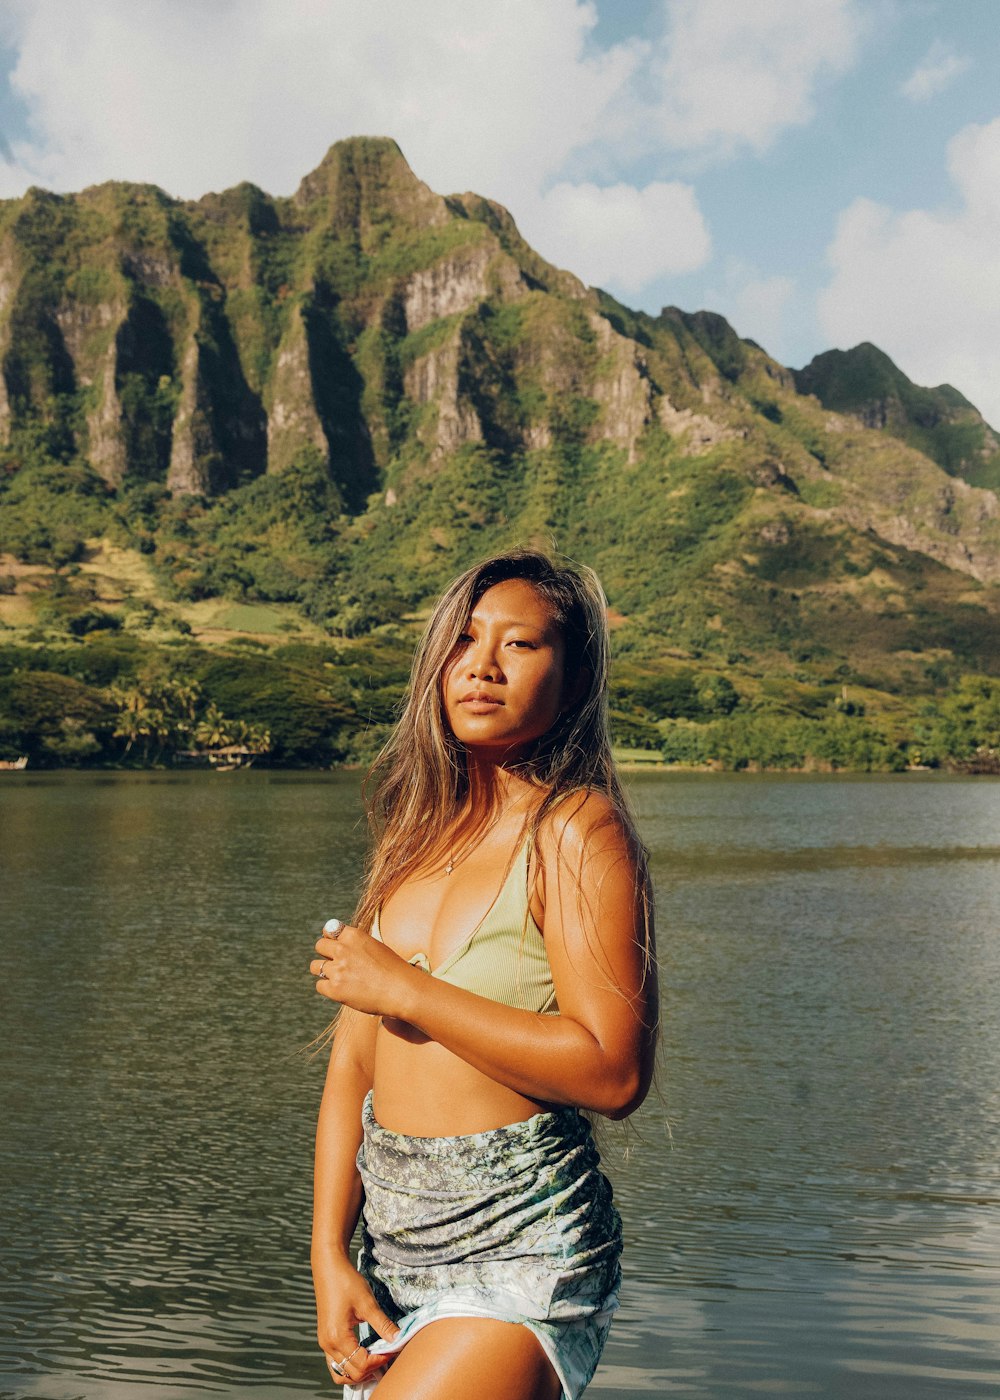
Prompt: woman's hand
<box><xmin>314</xmin><ymin>1252</ymin><xmax>400</xmax><ymax>1386</ymax></box>
<box><xmin>311</xmin><ymin>921</ymin><xmax>416</xmax><ymax>1019</ymax></box>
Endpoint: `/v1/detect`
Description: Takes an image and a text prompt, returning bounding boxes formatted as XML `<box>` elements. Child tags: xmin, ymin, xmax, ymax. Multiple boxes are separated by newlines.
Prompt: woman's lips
<box><xmin>459</xmin><ymin>693</ymin><xmax>503</xmax><ymax>712</ymax></box>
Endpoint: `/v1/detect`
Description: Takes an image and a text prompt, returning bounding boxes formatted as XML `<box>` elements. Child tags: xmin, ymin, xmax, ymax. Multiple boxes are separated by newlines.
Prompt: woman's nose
<box><xmin>467</xmin><ymin>644</ymin><xmax>499</xmax><ymax>679</ymax></box>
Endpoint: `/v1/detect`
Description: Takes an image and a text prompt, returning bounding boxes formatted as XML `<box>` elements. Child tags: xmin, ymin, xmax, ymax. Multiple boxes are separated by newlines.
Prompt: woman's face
<box><xmin>441</xmin><ymin>578</ymin><xmax>569</xmax><ymax>762</ymax></box>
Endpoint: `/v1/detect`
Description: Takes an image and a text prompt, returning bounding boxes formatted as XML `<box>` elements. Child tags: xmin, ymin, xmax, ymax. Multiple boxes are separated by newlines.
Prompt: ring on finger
<box><xmin>323</xmin><ymin>918</ymin><xmax>343</xmax><ymax>936</ymax></box>
<box><xmin>327</xmin><ymin>1356</ymin><xmax>346</xmax><ymax>1377</ymax></box>
<box><xmin>316</xmin><ymin>959</ymin><xmax>328</xmax><ymax>980</ymax></box>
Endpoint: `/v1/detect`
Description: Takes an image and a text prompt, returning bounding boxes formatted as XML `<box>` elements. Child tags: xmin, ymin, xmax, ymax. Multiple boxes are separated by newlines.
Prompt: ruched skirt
<box><xmin>349</xmin><ymin>1091</ymin><xmax>622</xmax><ymax>1400</ymax></box>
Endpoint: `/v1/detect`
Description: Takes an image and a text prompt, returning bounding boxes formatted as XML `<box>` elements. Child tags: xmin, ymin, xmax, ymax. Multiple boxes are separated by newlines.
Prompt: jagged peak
<box><xmin>659</xmin><ymin>305</ymin><xmax>749</xmax><ymax>384</ymax></box>
<box><xmin>794</xmin><ymin>342</ymin><xmax>977</xmax><ymax>413</ymax></box>
<box><xmin>446</xmin><ymin>190</ymin><xmax>588</xmax><ymax>299</ymax></box>
<box><xmin>301</xmin><ymin>134</ymin><xmax>411</xmax><ymax>181</ymax></box>
<box><xmin>18</xmin><ymin>185</ymin><xmax>67</xmax><ymax>206</ymax></box>
<box><xmin>293</xmin><ymin>135</ymin><xmax>448</xmax><ymax>229</ymax></box>
<box><xmin>798</xmin><ymin>341</ymin><xmax>898</xmax><ymax>381</ymax></box>
<box><xmin>448</xmin><ymin>191</ymin><xmax>520</xmax><ymax>238</ymax></box>
<box><xmin>194</xmin><ymin>181</ymin><xmax>279</xmax><ymax>234</ymax></box>
<box><xmin>661</xmin><ymin>306</ymin><xmax>736</xmax><ymax>337</ymax></box>
<box><xmin>792</xmin><ymin>340</ymin><xmax>998</xmax><ymax>487</ymax></box>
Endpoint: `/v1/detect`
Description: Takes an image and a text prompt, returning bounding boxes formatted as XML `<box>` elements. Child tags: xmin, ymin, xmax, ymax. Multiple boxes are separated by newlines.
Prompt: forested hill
<box><xmin>1</xmin><ymin>136</ymin><xmax>999</xmax><ymax>770</ymax></box>
<box><xmin>793</xmin><ymin>343</ymin><xmax>1000</xmax><ymax>492</ymax></box>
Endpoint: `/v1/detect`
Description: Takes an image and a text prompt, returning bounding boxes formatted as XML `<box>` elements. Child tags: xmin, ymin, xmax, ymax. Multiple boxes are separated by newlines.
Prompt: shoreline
<box><xmin>4</xmin><ymin>761</ymin><xmax>997</xmax><ymax>778</ymax></box>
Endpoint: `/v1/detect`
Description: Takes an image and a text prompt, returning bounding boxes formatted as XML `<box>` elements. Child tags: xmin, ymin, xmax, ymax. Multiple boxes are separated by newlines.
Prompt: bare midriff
<box><xmin>372</xmin><ymin>1027</ymin><xmax>547</xmax><ymax>1138</ymax></box>
<box><xmin>369</xmin><ymin>813</ymin><xmax>552</xmax><ymax>1138</ymax></box>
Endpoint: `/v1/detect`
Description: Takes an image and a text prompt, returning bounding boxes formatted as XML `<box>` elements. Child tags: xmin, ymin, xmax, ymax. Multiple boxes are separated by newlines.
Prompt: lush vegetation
<box><xmin>794</xmin><ymin>342</ymin><xmax>1000</xmax><ymax>492</ymax></box>
<box><xmin>1</xmin><ymin>620</ymin><xmax>998</xmax><ymax>771</ymax></box>
<box><xmin>2</xmin><ymin>138</ymin><xmax>999</xmax><ymax>771</ymax></box>
<box><xmin>0</xmin><ymin>632</ymin><xmax>412</xmax><ymax>767</ymax></box>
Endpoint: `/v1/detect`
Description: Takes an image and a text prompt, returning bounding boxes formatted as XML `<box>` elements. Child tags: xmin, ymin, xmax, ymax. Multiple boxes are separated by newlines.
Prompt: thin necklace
<box><xmin>444</xmin><ymin>838</ymin><xmax>475</xmax><ymax>875</ymax></box>
<box><xmin>443</xmin><ymin>808</ymin><xmax>518</xmax><ymax>875</ymax></box>
<box><xmin>443</xmin><ymin>820</ymin><xmax>492</xmax><ymax>876</ymax></box>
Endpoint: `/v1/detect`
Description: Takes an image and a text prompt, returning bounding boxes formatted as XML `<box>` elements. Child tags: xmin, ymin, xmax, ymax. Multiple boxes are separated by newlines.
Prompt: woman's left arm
<box><xmin>313</xmin><ymin>795</ymin><xmax>657</xmax><ymax>1118</ymax></box>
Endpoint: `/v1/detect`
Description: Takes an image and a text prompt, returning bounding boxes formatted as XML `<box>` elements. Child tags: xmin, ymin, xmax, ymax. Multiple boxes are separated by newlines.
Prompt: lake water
<box><xmin>2</xmin><ymin>771</ymin><xmax>999</xmax><ymax>1399</ymax></box>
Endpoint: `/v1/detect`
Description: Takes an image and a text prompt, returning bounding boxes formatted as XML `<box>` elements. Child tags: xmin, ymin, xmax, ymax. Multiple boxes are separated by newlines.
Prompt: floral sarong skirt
<box><xmin>350</xmin><ymin>1090</ymin><xmax>622</xmax><ymax>1400</ymax></box>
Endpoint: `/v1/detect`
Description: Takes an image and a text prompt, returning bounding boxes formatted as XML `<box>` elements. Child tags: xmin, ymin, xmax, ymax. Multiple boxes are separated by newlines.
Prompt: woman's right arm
<box><xmin>312</xmin><ymin>1007</ymin><xmax>399</xmax><ymax>1377</ymax></box>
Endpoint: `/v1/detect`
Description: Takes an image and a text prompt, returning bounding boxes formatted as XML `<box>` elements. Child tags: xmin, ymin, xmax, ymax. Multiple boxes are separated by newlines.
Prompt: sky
<box><xmin>0</xmin><ymin>0</ymin><xmax>998</xmax><ymax>424</ymax></box>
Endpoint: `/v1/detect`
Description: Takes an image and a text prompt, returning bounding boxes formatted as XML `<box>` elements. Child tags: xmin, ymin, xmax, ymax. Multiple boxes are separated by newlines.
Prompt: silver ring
<box><xmin>344</xmin><ymin>1343</ymin><xmax>363</xmax><ymax>1364</ymax></box>
<box><xmin>328</xmin><ymin>1356</ymin><xmax>346</xmax><ymax>1376</ymax></box>
<box><xmin>316</xmin><ymin>959</ymin><xmax>328</xmax><ymax>980</ymax></box>
<box><xmin>323</xmin><ymin>918</ymin><xmax>343</xmax><ymax>936</ymax></box>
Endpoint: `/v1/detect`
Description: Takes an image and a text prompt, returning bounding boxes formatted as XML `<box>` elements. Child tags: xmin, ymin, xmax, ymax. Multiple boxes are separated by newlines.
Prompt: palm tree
<box><xmin>193</xmin><ymin>703</ymin><xmax>232</xmax><ymax>751</ymax></box>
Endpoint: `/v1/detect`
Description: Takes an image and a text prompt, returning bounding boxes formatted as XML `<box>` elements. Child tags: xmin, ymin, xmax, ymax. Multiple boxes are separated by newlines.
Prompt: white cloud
<box><xmin>521</xmin><ymin>179</ymin><xmax>710</xmax><ymax>293</ymax></box>
<box><xmin>0</xmin><ymin>0</ymin><xmax>874</xmax><ymax>320</ymax></box>
<box><xmin>817</xmin><ymin>118</ymin><xmax>1000</xmax><ymax>427</ymax></box>
<box><xmin>900</xmin><ymin>41</ymin><xmax>971</xmax><ymax>102</ymax></box>
<box><xmin>648</xmin><ymin>0</ymin><xmax>864</xmax><ymax>158</ymax></box>
<box><xmin>0</xmin><ymin>0</ymin><xmax>641</xmax><ymax>204</ymax></box>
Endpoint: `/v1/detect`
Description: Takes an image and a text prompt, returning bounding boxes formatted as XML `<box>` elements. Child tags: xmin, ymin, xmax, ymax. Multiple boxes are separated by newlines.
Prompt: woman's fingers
<box><xmin>324</xmin><ymin>1357</ymin><xmax>356</xmax><ymax>1386</ymax></box>
<box><xmin>312</xmin><ymin>928</ymin><xmax>368</xmax><ymax>997</ymax></box>
<box><xmin>324</xmin><ymin>1334</ymin><xmax>367</xmax><ymax>1385</ymax></box>
<box><xmin>315</xmin><ymin>1277</ymin><xmax>401</xmax><ymax>1385</ymax></box>
<box><xmin>324</xmin><ymin>1352</ymin><xmax>349</xmax><ymax>1386</ymax></box>
<box><xmin>310</xmin><ymin>922</ymin><xmax>412</xmax><ymax>1016</ymax></box>
<box><xmin>310</xmin><ymin>954</ymin><xmax>338</xmax><ymax>1002</ymax></box>
<box><xmin>311</xmin><ymin>946</ymin><xmax>343</xmax><ymax>1002</ymax></box>
<box><xmin>311</xmin><ymin>923</ymin><xmax>352</xmax><ymax>997</ymax></box>
<box><xmin>315</xmin><ymin>924</ymin><xmax>355</xmax><ymax>959</ymax></box>
<box><xmin>363</xmin><ymin>1301</ymin><xmax>401</xmax><ymax>1343</ymax></box>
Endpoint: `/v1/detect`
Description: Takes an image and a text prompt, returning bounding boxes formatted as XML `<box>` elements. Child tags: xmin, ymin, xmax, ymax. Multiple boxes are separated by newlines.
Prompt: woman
<box><xmin>310</xmin><ymin>550</ymin><xmax>657</xmax><ymax>1400</ymax></box>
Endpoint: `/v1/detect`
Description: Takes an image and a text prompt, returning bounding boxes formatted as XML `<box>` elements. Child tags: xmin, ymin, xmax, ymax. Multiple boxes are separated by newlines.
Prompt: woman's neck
<box><xmin>462</xmin><ymin>751</ymin><xmax>536</xmax><ymax>818</ymax></box>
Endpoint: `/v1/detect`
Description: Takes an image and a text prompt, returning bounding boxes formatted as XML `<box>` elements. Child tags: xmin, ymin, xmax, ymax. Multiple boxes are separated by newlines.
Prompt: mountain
<box><xmin>793</xmin><ymin>343</ymin><xmax>1000</xmax><ymax>492</ymax></box>
<box><xmin>0</xmin><ymin>136</ymin><xmax>999</xmax><ymax>770</ymax></box>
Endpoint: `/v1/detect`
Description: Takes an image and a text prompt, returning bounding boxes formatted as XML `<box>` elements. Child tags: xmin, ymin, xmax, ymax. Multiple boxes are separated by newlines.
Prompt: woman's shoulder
<box><xmin>536</xmin><ymin>787</ymin><xmax>629</xmax><ymax>862</ymax></box>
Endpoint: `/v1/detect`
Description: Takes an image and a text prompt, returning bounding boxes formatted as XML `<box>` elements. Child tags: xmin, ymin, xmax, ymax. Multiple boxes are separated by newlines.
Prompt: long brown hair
<box><xmin>353</xmin><ymin>550</ymin><xmax>653</xmax><ymax>984</ymax></box>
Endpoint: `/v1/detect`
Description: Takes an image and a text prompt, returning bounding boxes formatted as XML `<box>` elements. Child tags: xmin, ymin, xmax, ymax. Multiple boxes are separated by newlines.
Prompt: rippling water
<box><xmin>2</xmin><ymin>772</ymin><xmax>999</xmax><ymax>1399</ymax></box>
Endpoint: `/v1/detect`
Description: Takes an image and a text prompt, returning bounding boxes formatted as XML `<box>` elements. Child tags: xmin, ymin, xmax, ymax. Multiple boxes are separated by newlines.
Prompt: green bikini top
<box><xmin>372</xmin><ymin>838</ymin><xmax>558</xmax><ymax>1014</ymax></box>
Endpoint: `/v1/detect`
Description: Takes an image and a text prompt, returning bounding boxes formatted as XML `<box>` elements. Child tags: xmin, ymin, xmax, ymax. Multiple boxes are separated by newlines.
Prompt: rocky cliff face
<box><xmin>1</xmin><ymin>136</ymin><xmax>999</xmax><ymax>642</ymax></box>
<box><xmin>2</xmin><ymin>138</ymin><xmax>698</xmax><ymax>500</ymax></box>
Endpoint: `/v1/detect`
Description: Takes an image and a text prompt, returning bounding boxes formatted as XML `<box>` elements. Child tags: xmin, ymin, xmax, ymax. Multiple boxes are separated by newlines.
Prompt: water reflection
<box><xmin>2</xmin><ymin>772</ymin><xmax>1000</xmax><ymax>1398</ymax></box>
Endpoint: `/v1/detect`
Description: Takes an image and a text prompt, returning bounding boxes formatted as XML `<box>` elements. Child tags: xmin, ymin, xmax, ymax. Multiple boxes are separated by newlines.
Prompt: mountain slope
<box><xmin>0</xmin><ymin>135</ymin><xmax>998</xmax><ymax>704</ymax></box>
<box><xmin>793</xmin><ymin>342</ymin><xmax>1000</xmax><ymax>492</ymax></box>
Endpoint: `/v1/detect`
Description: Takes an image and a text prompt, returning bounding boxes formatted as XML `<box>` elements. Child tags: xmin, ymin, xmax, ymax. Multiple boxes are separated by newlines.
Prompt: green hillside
<box><xmin>794</xmin><ymin>342</ymin><xmax>1000</xmax><ymax>491</ymax></box>
<box><xmin>1</xmin><ymin>137</ymin><xmax>999</xmax><ymax>771</ymax></box>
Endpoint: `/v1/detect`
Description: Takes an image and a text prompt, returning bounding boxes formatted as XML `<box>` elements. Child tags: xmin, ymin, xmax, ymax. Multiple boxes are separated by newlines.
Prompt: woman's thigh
<box><xmin>370</xmin><ymin>1317</ymin><xmax>563</xmax><ymax>1400</ymax></box>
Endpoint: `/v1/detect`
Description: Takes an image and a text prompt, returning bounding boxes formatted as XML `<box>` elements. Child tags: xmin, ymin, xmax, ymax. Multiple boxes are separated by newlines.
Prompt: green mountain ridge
<box><xmin>793</xmin><ymin>343</ymin><xmax>1000</xmax><ymax>492</ymax></box>
<box><xmin>1</xmin><ymin>136</ymin><xmax>999</xmax><ymax>769</ymax></box>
